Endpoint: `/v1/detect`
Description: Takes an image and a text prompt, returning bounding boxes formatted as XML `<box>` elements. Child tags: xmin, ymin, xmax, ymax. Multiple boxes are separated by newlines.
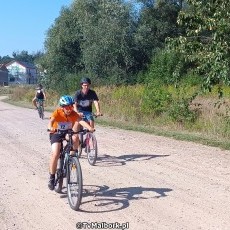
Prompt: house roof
<box><xmin>5</xmin><ymin>60</ymin><xmax>36</xmax><ymax>69</ymax></box>
<box><xmin>0</xmin><ymin>64</ymin><xmax>8</xmax><ymax>71</ymax></box>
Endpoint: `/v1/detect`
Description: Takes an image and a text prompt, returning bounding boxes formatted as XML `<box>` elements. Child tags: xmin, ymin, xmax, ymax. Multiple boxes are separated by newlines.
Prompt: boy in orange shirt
<box><xmin>47</xmin><ymin>95</ymin><xmax>94</xmax><ymax>190</ymax></box>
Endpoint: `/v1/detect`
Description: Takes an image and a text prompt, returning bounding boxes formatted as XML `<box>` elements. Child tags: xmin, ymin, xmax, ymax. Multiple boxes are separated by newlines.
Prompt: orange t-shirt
<box><xmin>50</xmin><ymin>108</ymin><xmax>80</xmax><ymax>129</ymax></box>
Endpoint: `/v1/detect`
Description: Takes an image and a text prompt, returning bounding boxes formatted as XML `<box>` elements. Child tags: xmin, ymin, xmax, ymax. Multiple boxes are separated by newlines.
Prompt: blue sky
<box><xmin>0</xmin><ymin>0</ymin><xmax>73</xmax><ymax>57</ymax></box>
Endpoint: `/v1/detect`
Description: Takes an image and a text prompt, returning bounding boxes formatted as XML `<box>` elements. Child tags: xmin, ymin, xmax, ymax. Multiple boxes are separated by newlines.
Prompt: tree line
<box><xmin>37</xmin><ymin>0</ymin><xmax>185</xmax><ymax>93</ymax></box>
<box><xmin>1</xmin><ymin>0</ymin><xmax>230</xmax><ymax>96</ymax></box>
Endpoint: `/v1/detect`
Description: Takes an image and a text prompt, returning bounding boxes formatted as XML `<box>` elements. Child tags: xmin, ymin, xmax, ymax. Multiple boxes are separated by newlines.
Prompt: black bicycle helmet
<box><xmin>36</xmin><ymin>83</ymin><xmax>43</xmax><ymax>90</ymax></box>
<box><xmin>59</xmin><ymin>95</ymin><xmax>74</xmax><ymax>107</ymax></box>
<box><xmin>80</xmin><ymin>77</ymin><xmax>91</xmax><ymax>85</ymax></box>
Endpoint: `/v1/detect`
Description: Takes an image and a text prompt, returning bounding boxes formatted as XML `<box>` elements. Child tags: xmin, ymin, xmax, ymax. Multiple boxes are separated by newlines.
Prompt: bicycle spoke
<box><xmin>67</xmin><ymin>157</ymin><xmax>83</xmax><ymax>210</ymax></box>
<box><xmin>86</xmin><ymin>134</ymin><xmax>97</xmax><ymax>166</ymax></box>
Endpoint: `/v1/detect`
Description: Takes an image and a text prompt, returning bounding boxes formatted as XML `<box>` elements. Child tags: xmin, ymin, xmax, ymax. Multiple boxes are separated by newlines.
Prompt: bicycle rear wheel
<box><xmin>66</xmin><ymin>156</ymin><xmax>83</xmax><ymax>211</ymax></box>
<box><xmin>86</xmin><ymin>133</ymin><xmax>97</xmax><ymax>166</ymax></box>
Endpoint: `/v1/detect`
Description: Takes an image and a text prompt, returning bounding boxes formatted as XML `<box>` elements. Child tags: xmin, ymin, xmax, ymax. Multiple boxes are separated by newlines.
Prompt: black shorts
<box><xmin>49</xmin><ymin>133</ymin><xmax>65</xmax><ymax>145</ymax></box>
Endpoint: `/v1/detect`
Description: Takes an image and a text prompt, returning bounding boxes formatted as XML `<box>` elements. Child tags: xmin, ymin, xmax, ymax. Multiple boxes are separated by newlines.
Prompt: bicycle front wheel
<box><xmin>86</xmin><ymin>133</ymin><xmax>98</xmax><ymax>166</ymax></box>
<box><xmin>66</xmin><ymin>156</ymin><xmax>83</xmax><ymax>211</ymax></box>
<box><xmin>40</xmin><ymin>106</ymin><xmax>44</xmax><ymax>119</ymax></box>
<box><xmin>54</xmin><ymin>158</ymin><xmax>64</xmax><ymax>193</ymax></box>
<box><xmin>38</xmin><ymin>106</ymin><xmax>44</xmax><ymax>119</ymax></box>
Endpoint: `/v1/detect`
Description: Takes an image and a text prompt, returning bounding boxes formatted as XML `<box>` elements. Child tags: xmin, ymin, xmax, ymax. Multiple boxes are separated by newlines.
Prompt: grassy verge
<box><xmin>2</xmin><ymin>85</ymin><xmax>230</xmax><ymax>150</ymax></box>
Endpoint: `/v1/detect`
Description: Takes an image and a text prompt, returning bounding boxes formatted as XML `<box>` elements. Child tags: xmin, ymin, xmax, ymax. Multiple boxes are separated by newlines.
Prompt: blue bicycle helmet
<box><xmin>59</xmin><ymin>95</ymin><xmax>74</xmax><ymax>107</ymax></box>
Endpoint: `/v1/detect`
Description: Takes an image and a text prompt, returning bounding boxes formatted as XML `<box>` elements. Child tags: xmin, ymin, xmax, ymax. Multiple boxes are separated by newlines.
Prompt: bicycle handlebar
<box><xmin>47</xmin><ymin>128</ymin><xmax>94</xmax><ymax>135</ymax></box>
<box><xmin>81</xmin><ymin>113</ymin><xmax>103</xmax><ymax>119</ymax></box>
<box><xmin>94</xmin><ymin>114</ymin><xmax>103</xmax><ymax>118</ymax></box>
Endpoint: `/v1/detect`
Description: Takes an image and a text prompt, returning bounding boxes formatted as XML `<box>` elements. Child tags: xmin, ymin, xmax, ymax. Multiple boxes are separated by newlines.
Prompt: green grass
<box><xmin>1</xmin><ymin>85</ymin><xmax>230</xmax><ymax>150</ymax></box>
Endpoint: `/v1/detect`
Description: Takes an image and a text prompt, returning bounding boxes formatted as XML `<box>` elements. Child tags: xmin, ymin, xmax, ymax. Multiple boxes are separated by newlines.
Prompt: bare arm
<box><xmin>79</xmin><ymin>120</ymin><xmax>94</xmax><ymax>132</ymax></box>
<box><xmin>74</xmin><ymin>103</ymin><xmax>83</xmax><ymax>118</ymax></box>
<box><xmin>42</xmin><ymin>90</ymin><xmax>46</xmax><ymax>100</ymax></box>
<box><xmin>48</xmin><ymin>117</ymin><xmax>55</xmax><ymax>131</ymax></box>
<box><xmin>93</xmin><ymin>100</ymin><xmax>102</xmax><ymax>116</ymax></box>
<box><xmin>73</xmin><ymin>102</ymin><xmax>78</xmax><ymax>113</ymax></box>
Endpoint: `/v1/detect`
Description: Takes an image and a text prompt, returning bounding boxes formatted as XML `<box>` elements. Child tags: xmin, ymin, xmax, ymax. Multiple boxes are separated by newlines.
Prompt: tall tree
<box><xmin>12</xmin><ymin>50</ymin><xmax>44</xmax><ymax>64</ymax></box>
<box><xmin>168</xmin><ymin>0</ymin><xmax>230</xmax><ymax>93</ymax></box>
<box><xmin>135</xmin><ymin>0</ymin><xmax>181</xmax><ymax>69</ymax></box>
<box><xmin>72</xmin><ymin>0</ymin><xmax>136</xmax><ymax>83</ymax></box>
<box><xmin>44</xmin><ymin>6</ymin><xmax>83</xmax><ymax>75</ymax></box>
<box><xmin>0</xmin><ymin>55</ymin><xmax>13</xmax><ymax>64</ymax></box>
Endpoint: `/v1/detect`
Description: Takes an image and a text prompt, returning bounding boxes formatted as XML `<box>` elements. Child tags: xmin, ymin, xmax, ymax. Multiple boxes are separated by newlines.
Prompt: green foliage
<box><xmin>41</xmin><ymin>0</ymin><xmax>183</xmax><ymax>88</ymax></box>
<box><xmin>168</xmin><ymin>98</ymin><xmax>198</xmax><ymax>123</ymax></box>
<box><xmin>168</xmin><ymin>0</ymin><xmax>230</xmax><ymax>94</ymax></box>
<box><xmin>180</xmin><ymin>72</ymin><xmax>203</xmax><ymax>86</ymax></box>
<box><xmin>0</xmin><ymin>51</ymin><xmax>43</xmax><ymax>65</ymax></box>
<box><xmin>42</xmin><ymin>0</ymin><xmax>139</xmax><ymax>86</ymax></box>
<box><xmin>13</xmin><ymin>50</ymin><xmax>41</xmax><ymax>63</ymax></box>
<box><xmin>167</xmin><ymin>82</ymin><xmax>200</xmax><ymax>124</ymax></box>
<box><xmin>135</xmin><ymin>0</ymin><xmax>181</xmax><ymax>69</ymax></box>
<box><xmin>0</xmin><ymin>55</ymin><xmax>13</xmax><ymax>64</ymax></box>
<box><xmin>221</xmin><ymin>115</ymin><xmax>230</xmax><ymax>138</ymax></box>
<box><xmin>141</xmin><ymin>84</ymin><xmax>172</xmax><ymax>116</ymax></box>
<box><xmin>44</xmin><ymin>6</ymin><xmax>83</xmax><ymax>76</ymax></box>
<box><xmin>144</xmin><ymin>49</ymin><xmax>183</xmax><ymax>85</ymax></box>
<box><xmin>74</xmin><ymin>0</ymin><xmax>136</xmax><ymax>82</ymax></box>
<box><xmin>7</xmin><ymin>83</ymin><xmax>230</xmax><ymax>147</ymax></box>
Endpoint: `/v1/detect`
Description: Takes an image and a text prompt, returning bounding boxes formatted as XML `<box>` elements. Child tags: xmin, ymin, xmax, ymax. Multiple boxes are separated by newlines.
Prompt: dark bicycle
<box><xmin>36</xmin><ymin>99</ymin><xmax>44</xmax><ymax>119</ymax></box>
<box><xmin>78</xmin><ymin>114</ymin><xmax>101</xmax><ymax>166</ymax></box>
<box><xmin>48</xmin><ymin>128</ymin><xmax>89</xmax><ymax>211</ymax></box>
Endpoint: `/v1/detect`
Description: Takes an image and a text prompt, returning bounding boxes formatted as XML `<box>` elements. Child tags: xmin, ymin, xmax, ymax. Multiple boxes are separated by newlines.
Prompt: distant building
<box><xmin>0</xmin><ymin>64</ymin><xmax>9</xmax><ymax>86</ymax></box>
<box><xmin>5</xmin><ymin>60</ymin><xmax>38</xmax><ymax>84</ymax></box>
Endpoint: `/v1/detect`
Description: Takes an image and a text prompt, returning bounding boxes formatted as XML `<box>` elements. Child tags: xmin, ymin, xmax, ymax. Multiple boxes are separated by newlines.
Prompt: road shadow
<box><xmin>79</xmin><ymin>184</ymin><xmax>173</xmax><ymax>213</ymax></box>
<box><xmin>90</xmin><ymin>153</ymin><xmax>170</xmax><ymax>167</ymax></box>
<box><xmin>0</xmin><ymin>109</ymin><xmax>17</xmax><ymax>111</ymax></box>
<box><xmin>41</xmin><ymin>117</ymin><xmax>49</xmax><ymax>120</ymax></box>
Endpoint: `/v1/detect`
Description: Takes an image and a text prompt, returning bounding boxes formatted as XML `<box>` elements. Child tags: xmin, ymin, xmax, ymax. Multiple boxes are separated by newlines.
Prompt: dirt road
<box><xmin>1</xmin><ymin>97</ymin><xmax>230</xmax><ymax>230</ymax></box>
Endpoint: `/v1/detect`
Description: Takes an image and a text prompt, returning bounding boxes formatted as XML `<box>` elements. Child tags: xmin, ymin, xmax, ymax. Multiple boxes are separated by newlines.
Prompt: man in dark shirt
<box><xmin>74</xmin><ymin>77</ymin><xmax>102</xmax><ymax>128</ymax></box>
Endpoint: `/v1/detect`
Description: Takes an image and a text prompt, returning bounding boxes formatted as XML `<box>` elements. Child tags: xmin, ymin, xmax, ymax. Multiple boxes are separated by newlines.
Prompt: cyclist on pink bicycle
<box><xmin>74</xmin><ymin>77</ymin><xmax>102</xmax><ymax>128</ymax></box>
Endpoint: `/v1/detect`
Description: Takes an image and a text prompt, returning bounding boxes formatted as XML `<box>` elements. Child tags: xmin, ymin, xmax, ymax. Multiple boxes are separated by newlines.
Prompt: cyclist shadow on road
<box><xmin>95</xmin><ymin>153</ymin><xmax>170</xmax><ymax>167</ymax></box>
<box><xmin>80</xmin><ymin>184</ymin><xmax>173</xmax><ymax>213</ymax></box>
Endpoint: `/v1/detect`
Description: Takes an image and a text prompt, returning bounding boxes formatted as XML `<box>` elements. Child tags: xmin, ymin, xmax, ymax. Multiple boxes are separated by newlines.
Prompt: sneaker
<box><xmin>48</xmin><ymin>178</ymin><xmax>55</xmax><ymax>190</ymax></box>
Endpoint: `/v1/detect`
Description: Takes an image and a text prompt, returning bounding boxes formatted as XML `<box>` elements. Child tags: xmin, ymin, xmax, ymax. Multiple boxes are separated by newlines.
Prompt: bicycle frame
<box><xmin>49</xmin><ymin>128</ymin><xmax>88</xmax><ymax>211</ymax></box>
<box><xmin>37</xmin><ymin>99</ymin><xmax>44</xmax><ymax>119</ymax></box>
<box><xmin>78</xmin><ymin>114</ymin><xmax>100</xmax><ymax>165</ymax></box>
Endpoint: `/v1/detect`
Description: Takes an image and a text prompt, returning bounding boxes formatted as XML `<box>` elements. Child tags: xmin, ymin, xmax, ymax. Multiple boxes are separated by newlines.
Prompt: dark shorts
<box><xmin>36</xmin><ymin>98</ymin><xmax>44</xmax><ymax>106</ymax></box>
<box><xmin>81</xmin><ymin>111</ymin><xmax>94</xmax><ymax>122</ymax></box>
<box><xmin>49</xmin><ymin>133</ymin><xmax>65</xmax><ymax>145</ymax></box>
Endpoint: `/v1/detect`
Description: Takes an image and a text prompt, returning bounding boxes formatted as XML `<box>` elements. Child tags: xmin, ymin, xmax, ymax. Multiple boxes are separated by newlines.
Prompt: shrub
<box><xmin>144</xmin><ymin>49</ymin><xmax>182</xmax><ymax>85</ymax></box>
<box><xmin>141</xmin><ymin>84</ymin><xmax>172</xmax><ymax>116</ymax></box>
<box><xmin>168</xmin><ymin>98</ymin><xmax>198</xmax><ymax>123</ymax></box>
